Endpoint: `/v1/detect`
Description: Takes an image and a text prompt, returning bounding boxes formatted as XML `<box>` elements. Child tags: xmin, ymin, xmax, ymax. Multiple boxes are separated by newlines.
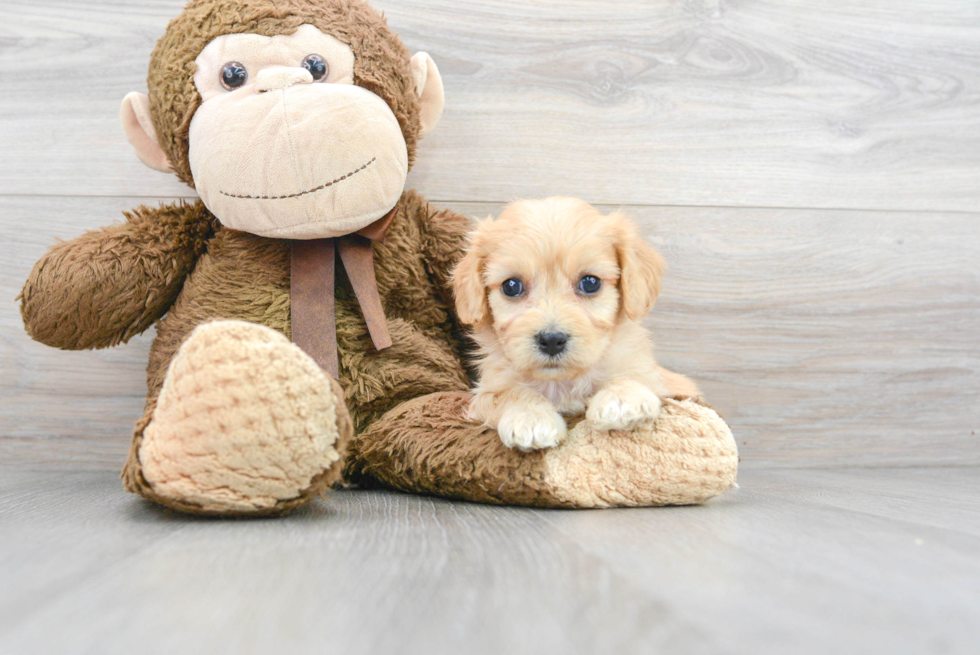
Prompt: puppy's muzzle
<box><xmin>536</xmin><ymin>331</ymin><xmax>569</xmax><ymax>357</ymax></box>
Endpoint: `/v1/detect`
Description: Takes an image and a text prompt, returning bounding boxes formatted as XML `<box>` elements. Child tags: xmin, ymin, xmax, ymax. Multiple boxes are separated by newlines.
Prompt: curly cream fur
<box><xmin>453</xmin><ymin>197</ymin><xmax>700</xmax><ymax>451</ymax></box>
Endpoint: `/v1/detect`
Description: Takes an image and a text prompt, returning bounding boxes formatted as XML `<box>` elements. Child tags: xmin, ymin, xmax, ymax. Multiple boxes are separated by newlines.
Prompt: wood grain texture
<box><xmin>2</xmin><ymin>0</ymin><xmax>979</xmax><ymax>210</ymax></box>
<box><xmin>0</xmin><ymin>467</ymin><xmax>977</xmax><ymax>655</ymax></box>
<box><xmin>2</xmin><ymin>196</ymin><xmax>978</xmax><ymax>469</ymax></box>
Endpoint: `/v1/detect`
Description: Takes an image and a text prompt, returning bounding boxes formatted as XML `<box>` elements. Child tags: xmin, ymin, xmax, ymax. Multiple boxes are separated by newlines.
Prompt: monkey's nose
<box><xmin>255</xmin><ymin>66</ymin><xmax>314</xmax><ymax>92</ymax></box>
<box><xmin>536</xmin><ymin>331</ymin><xmax>569</xmax><ymax>357</ymax></box>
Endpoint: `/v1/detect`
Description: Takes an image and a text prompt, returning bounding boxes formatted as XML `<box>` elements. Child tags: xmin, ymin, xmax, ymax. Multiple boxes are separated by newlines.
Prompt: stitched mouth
<box><xmin>219</xmin><ymin>157</ymin><xmax>377</xmax><ymax>200</ymax></box>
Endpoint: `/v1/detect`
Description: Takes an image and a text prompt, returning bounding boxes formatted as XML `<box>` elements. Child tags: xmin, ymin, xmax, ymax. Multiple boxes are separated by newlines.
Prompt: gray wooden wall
<box><xmin>2</xmin><ymin>0</ymin><xmax>978</xmax><ymax>470</ymax></box>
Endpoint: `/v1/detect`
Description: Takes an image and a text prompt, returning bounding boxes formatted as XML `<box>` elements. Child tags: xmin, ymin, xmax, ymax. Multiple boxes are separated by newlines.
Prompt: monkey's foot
<box><xmin>348</xmin><ymin>393</ymin><xmax>737</xmax><ymax>508</ymax></box>
<box><xmin>137</xmin><ymin>320</ymin><xmax>351</xmax><ymax>515</ymax></box>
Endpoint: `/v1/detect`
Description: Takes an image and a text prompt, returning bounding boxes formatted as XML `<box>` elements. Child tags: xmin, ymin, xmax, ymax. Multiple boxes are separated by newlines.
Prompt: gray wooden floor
<box><xmin>2</xmin><ymin>1</ymin><xmax>979</xmax><ymax>653</ymax></box>
<box><xmin>1</xmin><ymin>465</ymin><xmax>977</xmax><ymax>655</ymax></box>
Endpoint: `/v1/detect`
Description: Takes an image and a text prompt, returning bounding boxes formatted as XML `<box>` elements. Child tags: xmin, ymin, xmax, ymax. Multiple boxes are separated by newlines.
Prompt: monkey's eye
<box><xmin>302</xmin><ymin>54</ymin><xmax>329</xmax><ymax>82</ymax></box>
<box><xmin>578</xmin><ymin>275</ymin><xmax>602</xmax><ymax>295</ymax></box>
<box><xmin>219</xmin><ymin>62</ymin><xmax>248</xmax><ymax>90</ymax></box>
<box><xmin>501</xmin><ymin>278</ymin><xmax>525</xmax><ymax>298</ymax></box>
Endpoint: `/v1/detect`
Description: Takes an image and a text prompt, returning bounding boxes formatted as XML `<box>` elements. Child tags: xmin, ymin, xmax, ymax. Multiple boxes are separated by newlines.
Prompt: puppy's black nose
<box><xmin>536</xmin><ymin>331</ymin><xmax>568</xmax><ymax>356</ymax></box>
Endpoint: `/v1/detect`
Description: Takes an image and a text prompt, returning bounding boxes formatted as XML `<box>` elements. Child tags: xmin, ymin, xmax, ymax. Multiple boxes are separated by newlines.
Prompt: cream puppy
<box><xmin>452</xmin><ymin>197</ymin><xmax>700</xmax><ymax>452</ymax></box>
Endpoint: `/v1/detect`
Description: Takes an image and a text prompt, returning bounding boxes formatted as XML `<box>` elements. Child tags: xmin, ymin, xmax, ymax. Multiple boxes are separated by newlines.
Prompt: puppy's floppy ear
<box><xmin>614</xmin><ymin>214</ymin><xmax>666</xmax><ymax>321</ymax></box>
<box><xmin>452</xmin><ymin>237</ymin><xmax>489</xmax><ymax>327</ymax></box>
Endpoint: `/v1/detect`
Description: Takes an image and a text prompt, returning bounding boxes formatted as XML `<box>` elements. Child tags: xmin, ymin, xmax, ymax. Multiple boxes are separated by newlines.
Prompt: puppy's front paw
<box><xmin>587</xmin><ymin>383</ymin><xmax>662</xmax><ymax>431</ymax></box>
<box><xmin>497</xmin><ymin>405</ymin><xmax>567</xmax><ymax>452</ymax></box>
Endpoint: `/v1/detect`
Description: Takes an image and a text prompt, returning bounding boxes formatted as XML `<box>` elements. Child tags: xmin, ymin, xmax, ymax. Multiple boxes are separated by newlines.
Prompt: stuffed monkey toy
<box><xmin>20</xmin><ymin>0</ymin><xmax>738</xmax><ymax>516</ymax></box>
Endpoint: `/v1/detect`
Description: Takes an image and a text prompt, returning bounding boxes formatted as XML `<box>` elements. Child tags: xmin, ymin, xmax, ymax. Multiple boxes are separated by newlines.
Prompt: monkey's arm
<box><xmin>20</xmin><ymin>200</ymin><xmax>214</xmax><ymax>350</ymax></box>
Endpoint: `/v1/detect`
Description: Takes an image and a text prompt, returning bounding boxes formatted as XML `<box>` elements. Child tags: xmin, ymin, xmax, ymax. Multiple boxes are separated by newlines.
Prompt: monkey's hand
<box><xmin>19</xmin><ymin>200</ymin><xmax>214</xmax><ymax>350</ymax></box>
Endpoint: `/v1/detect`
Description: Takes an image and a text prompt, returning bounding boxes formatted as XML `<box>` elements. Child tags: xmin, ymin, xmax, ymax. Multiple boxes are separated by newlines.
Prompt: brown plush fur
<box><xmin>19</xmin><ymin>201</ymin><xmax>215</xmax><ymax>350</ymax></box>
<box><xmin>20</xmin><ymin>0</ymin><xmax>465</xmax><ymax>511</ymax></box>
<box><xmin>20</xmin><ymin>0</ymin><xmax>737</xmax><ymax>514</ymax></box>
<box><xmin>347</xmin><ymin>392</ymin><xmax>738</xmax><ymax>508</ymax></box>
<box><xmin>22</xmin><ymin>190</ymin><xmax>472</xmax><ymax>515</ymax></box>
<box><xmin>148</xmin><ymin>0</ymin><xmax>422</xmax><ymax>186</ymax></box>
<box><xmin>20</xmin><ymin>0</ymin><xmax>474</xmax><ymax>515</ymax></box>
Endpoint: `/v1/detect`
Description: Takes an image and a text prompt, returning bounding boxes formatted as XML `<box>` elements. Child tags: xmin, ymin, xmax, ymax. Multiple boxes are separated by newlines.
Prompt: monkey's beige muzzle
<box><xmin>188</xmin><ymin>82</ymin><xmax>409</xmax><ymax>240</ymax></box>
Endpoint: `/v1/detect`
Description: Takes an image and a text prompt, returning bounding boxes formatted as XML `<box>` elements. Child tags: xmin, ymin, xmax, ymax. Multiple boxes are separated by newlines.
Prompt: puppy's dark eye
<box><xmin>501</xmin><ymin>278</ymin><xmax>525</xmax><ymax>298</ymax></box>
<box><xmin>302</xmin><ymin>54</ymin><xmax>329</xmax><ymax>81</ymax></box>
<box><xmin>578</xmin><ymin>275</ymin><xmax>602</xmax><ymax>295</ymax></box>
<box><xmin>220</xmin><ymin>62</ymin><xmax>248</xmax><ymax>90</ymax></box>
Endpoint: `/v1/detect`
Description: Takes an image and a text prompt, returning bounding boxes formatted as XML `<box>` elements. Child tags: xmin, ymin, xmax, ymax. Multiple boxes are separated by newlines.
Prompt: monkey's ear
<box><xmin>410</xmin><ymin>53</ymin><xmax>444</xmax><ymax>138</ymax></box>
<box><xmin>120</xmin><ymin>92</ymin><xmax>172</xmax><ymax>173</ymax></box>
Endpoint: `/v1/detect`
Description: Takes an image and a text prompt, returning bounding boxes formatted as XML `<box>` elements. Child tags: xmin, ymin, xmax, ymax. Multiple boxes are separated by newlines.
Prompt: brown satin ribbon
<box><xmin>290</xmin><ymin>207</ymin><xmax>397</xmax><ymax>378</ymax></box>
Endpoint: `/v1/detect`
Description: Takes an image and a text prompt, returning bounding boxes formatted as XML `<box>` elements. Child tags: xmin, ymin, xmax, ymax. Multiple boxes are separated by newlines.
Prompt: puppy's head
<box><xmin>453</xmin><ymin>197</ymin><xmax>665</xmax><ymax>381</ymax></box>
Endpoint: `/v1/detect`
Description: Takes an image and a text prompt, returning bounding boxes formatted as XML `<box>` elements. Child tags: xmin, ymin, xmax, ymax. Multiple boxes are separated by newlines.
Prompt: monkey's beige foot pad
<box><xmin>348</xmin><ymin>392</ymin><xmax>738</xmax><ymax>507</ymax></box>
<box><xmin>139</xmin><ymin>320</ymin><xmax>350</xmax><ymax>515</ymax></box>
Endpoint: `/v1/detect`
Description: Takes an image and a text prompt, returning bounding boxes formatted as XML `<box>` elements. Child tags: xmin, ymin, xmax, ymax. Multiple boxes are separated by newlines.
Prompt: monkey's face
<box><xmin>187</xmin><ymin>25</ymin><xmax>405</xmax><ymax>239</ymax></box>
<box><xmin>121</xmin><ymin>14</ymin><xmax>445</xmax><ymax>240</ymax></box>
